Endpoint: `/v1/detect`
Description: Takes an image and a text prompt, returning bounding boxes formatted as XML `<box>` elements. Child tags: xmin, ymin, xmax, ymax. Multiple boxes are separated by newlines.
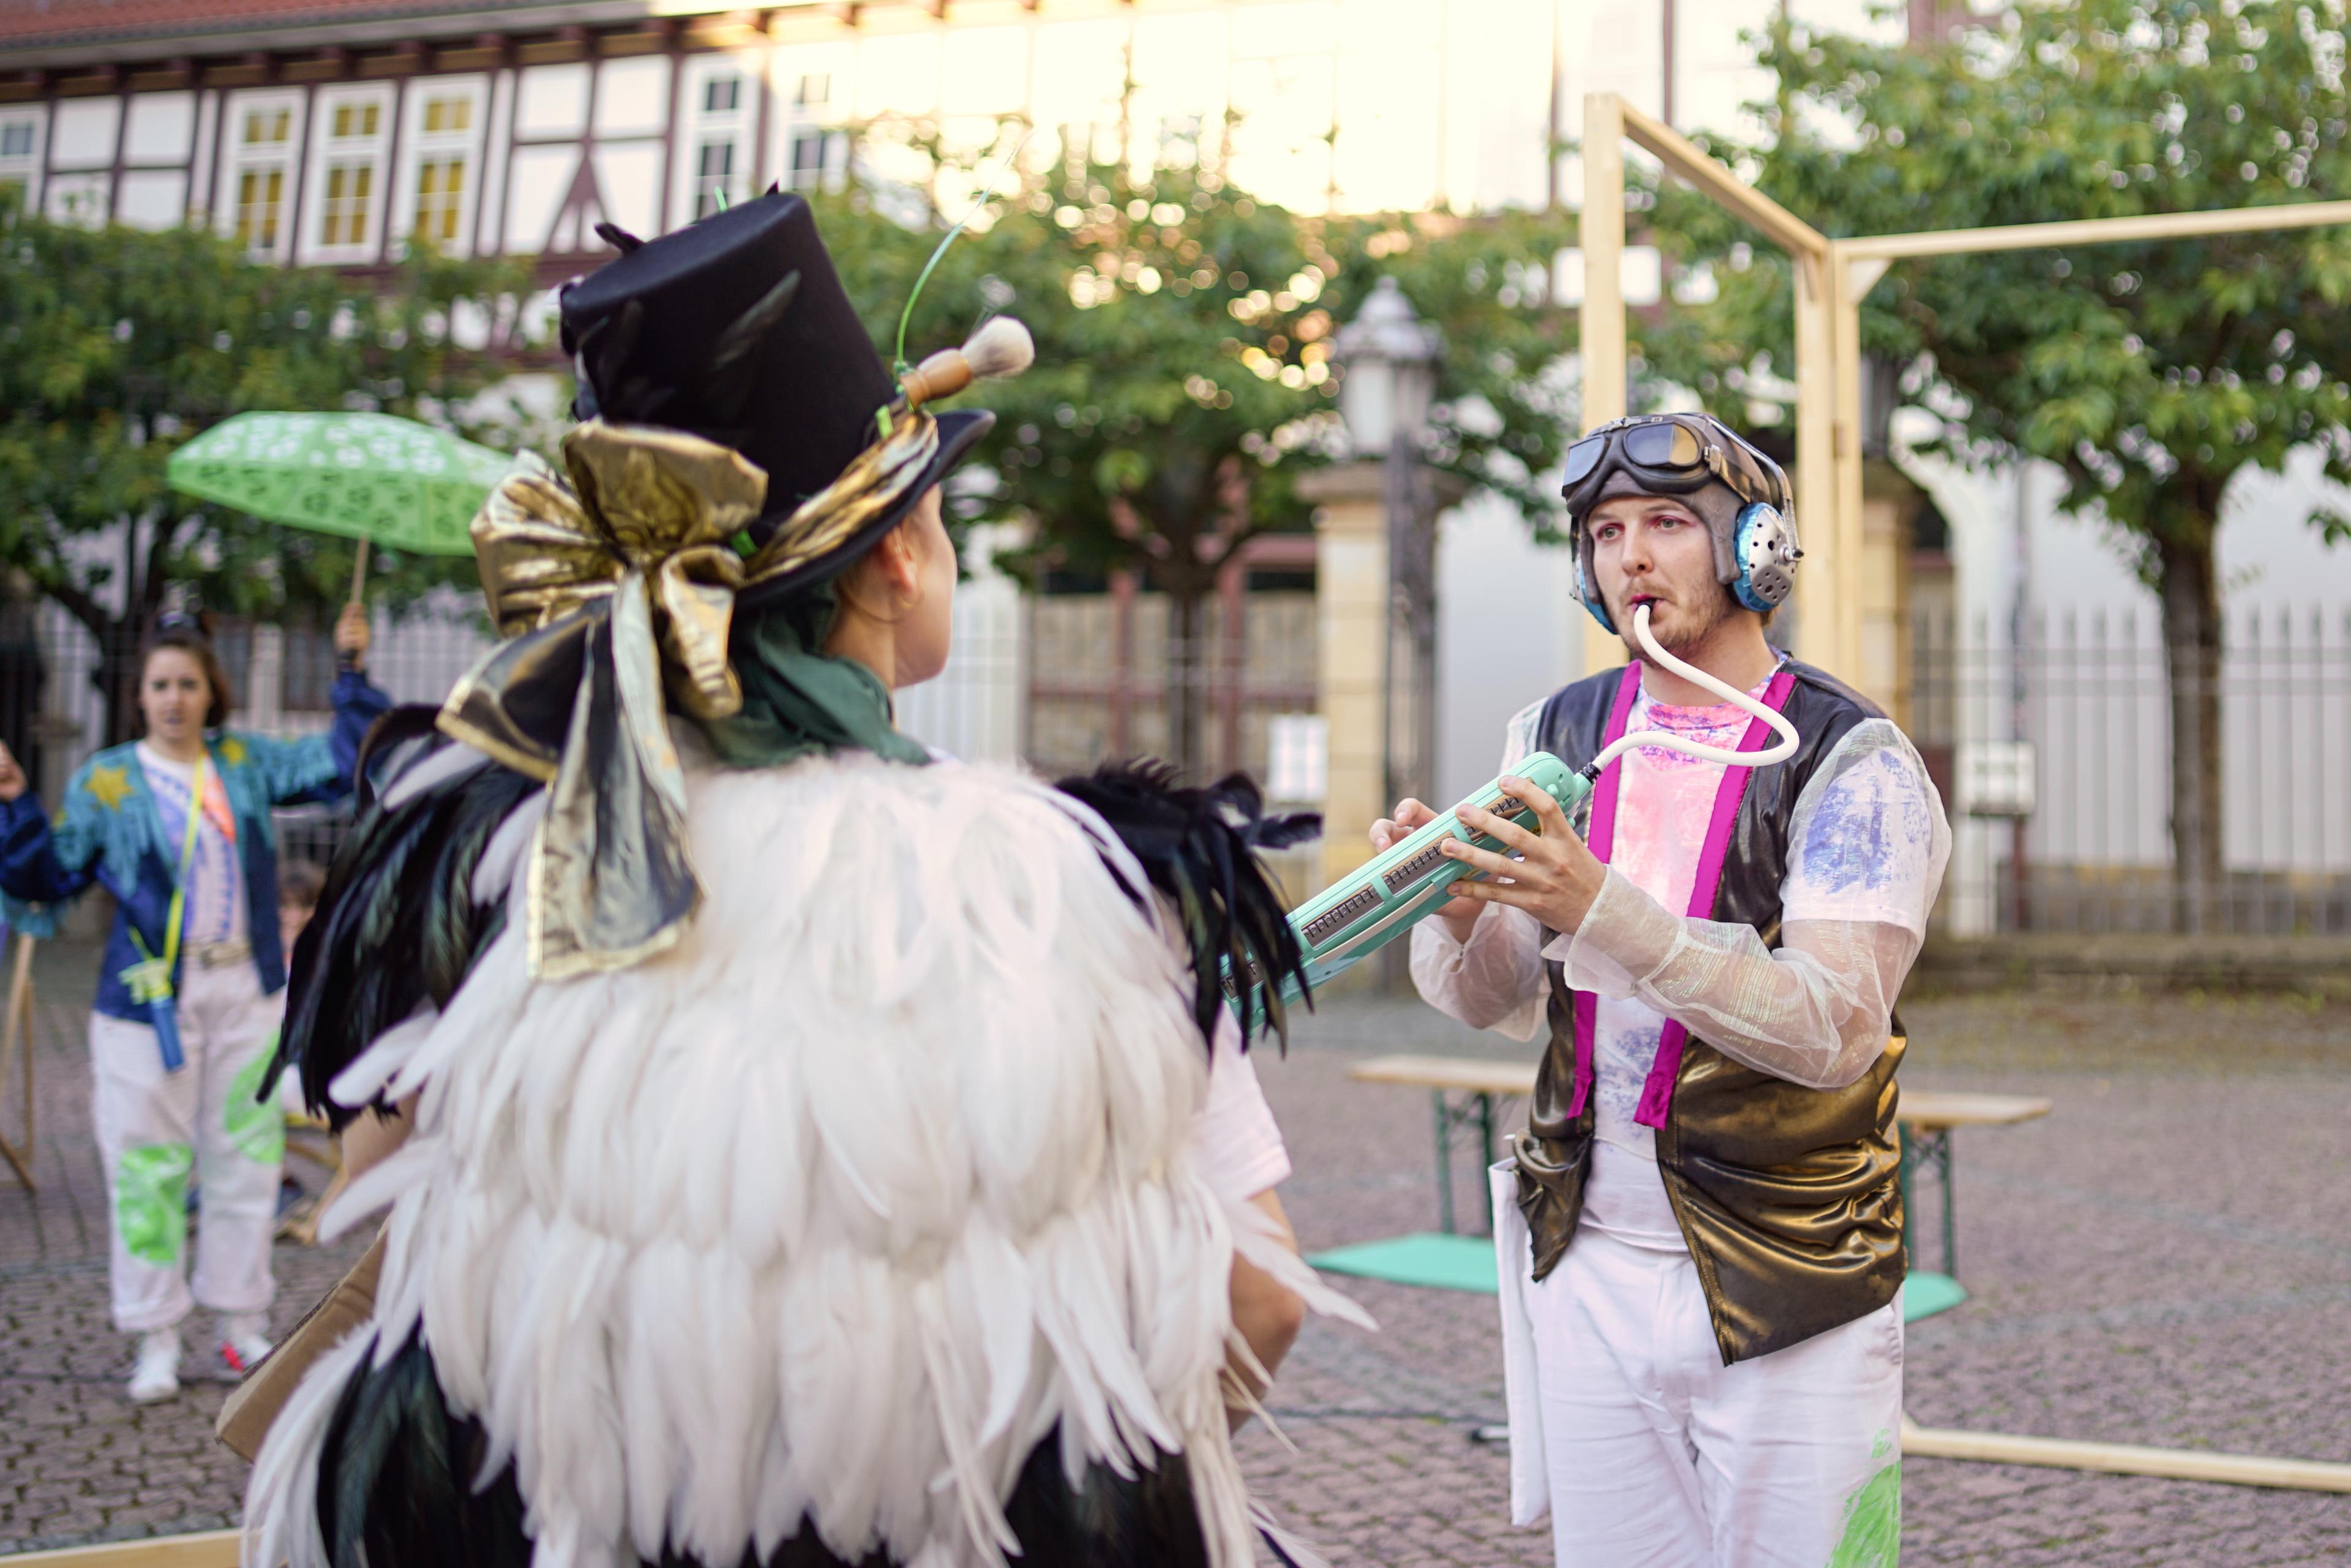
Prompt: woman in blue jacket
<box><xmin>0</xmin><ymin>607</ymin><xmax>388</xmax><ymax>1401</ymax></box>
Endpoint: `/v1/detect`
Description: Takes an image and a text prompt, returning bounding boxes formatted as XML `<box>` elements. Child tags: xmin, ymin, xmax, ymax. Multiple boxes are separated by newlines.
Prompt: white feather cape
<box><xmin>244</xmin><ymin>752</ymin><xmax>1355</xmax><ymax>1568</ymax></box>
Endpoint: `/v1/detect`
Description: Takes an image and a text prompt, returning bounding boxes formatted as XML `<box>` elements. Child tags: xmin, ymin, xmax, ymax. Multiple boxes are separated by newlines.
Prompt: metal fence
<box><xmin>31</xmin><ymin>588</ymin><xmax>2350</xmax><ymax>942</ymax></box>
<box><xmin>1023</xmin><ymin>589</ymin><xmax>1319</xmax><ymax>782</ymax></box>
<box><xmin>0</xmin><ymin>581</ymin><xmax>1033</xmax><ymax>886</ymax></box>
<box><xmin>1911</xmin><ymin>606</ymin><xmax>2351</xmax><ymax>935</ymax></box>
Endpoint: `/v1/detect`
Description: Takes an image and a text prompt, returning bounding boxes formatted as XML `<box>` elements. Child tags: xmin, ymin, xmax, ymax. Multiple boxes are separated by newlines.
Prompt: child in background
<box><xmin>272</xmin><ymin>861</ymin><xmax>324</xmax><ymax>1120</ymax></box>
<box><xmin>278</xmin><ymin>860</ymin><xmax>325</xmax><ymax>956</ymax></box>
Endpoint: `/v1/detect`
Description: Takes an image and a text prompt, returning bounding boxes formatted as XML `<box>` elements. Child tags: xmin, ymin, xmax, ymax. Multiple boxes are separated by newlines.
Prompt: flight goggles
<box><xmin>1559</xmin><ymin>413</ymin><xmax>1791</xmax><ymax>522</ymax></box>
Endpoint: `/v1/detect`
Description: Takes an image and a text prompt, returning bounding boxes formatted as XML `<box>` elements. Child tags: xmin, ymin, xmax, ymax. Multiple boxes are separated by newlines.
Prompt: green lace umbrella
<box><xmin>167</xmin><ymin>411</ymin><xmax>511</xmax><ymax>590</ymax></box>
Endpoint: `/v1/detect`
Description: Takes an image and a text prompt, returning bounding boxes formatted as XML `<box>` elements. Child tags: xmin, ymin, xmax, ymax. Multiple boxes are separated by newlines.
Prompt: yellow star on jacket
<box><xmin>84</xmin><ymin>763</ymin><xmax>133</xmax><ymax>812</ymax></box>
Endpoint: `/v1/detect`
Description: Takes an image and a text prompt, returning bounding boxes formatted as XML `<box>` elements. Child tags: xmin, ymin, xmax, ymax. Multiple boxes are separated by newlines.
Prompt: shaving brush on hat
<box><xmin>898</xmin><ymin>317</ymin><xmax>1035</xmax><ymax>407</ymax></box>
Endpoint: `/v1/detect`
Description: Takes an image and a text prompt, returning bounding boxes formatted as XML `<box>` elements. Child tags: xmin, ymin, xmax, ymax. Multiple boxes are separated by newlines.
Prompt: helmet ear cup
<box><xmin>1731</xmin><ymin>501</ymin><xmax>1801</xmax><ymax>613</ymax></box>
<box><xmin>1573</xmin><ymin>529</ymin><xmax>1618</xmax><ymax>633</ymax></box>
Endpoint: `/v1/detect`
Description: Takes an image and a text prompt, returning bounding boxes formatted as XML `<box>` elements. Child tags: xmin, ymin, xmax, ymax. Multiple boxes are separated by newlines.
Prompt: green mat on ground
<box><xmin>1308</xmin><ymin>1232</ymin><xmax>1501</xmax><ymax>1292</ymax></box>
<box><xmin>1307</xmin><ymin>1232</ymin><xmax>1972</xmax><ymax>1322</ymax></box>
<box><xmin>1901</xmin><ymin>1269</ymin><xmax>1968</xmax><ymax>1321</ymax></box>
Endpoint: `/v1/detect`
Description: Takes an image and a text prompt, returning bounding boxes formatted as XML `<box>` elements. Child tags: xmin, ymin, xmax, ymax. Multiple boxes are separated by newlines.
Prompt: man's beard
<box><xmin>1616</xmin><ymin>585</ymin><xmax>1733</xmax><ymax>661</ymax></box>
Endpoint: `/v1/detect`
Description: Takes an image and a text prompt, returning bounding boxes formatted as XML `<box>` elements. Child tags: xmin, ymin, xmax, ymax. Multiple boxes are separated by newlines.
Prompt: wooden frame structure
<box><xmin>1580</xmin><ymin>92</ymin><xmax>2351</xmax><ymax>698</ymax></box>
<box><xmin>0</xmin><ymin>932</ymin><xmax>35</xmax><ymax>1190</ymax></box>
<box><xmin>0</xmin><ymin>1532</ymin><xmax>237</xmax><ymax>1566</ymax></box>
<box><xmin>1582</xmin><ymin>91</ymin><xmax>2351</xmax><ymax>1491</ymax></box>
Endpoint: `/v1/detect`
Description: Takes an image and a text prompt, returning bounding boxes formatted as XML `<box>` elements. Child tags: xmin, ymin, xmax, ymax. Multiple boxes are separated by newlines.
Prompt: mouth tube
<box><xmin>1592</xmin><ymin>603</ymin><xmax>1800</xmax><ymax>771</ymax></box>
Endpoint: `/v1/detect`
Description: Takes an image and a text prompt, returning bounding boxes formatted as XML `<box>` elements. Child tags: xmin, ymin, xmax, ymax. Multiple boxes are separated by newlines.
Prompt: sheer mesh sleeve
<box><xmin>1411</xmin><ymin>906</ymin><xmax>1548</xmax><ymax>1041</ymax></box>
<box><xmin>1550</xmin><ymin>718</ymin><xmax>1951</xmax><ymax>1090</ymax></box>
<box><xmin>1408</xmin><ymin>696</ymin><xmax>1550</xmax><ymax>1040</ymax></box>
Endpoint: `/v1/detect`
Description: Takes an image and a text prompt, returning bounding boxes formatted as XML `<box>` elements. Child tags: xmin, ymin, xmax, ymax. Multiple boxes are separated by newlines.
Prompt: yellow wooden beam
<box><xmin>1583</xmin><ymin>94</ymin><xmax>1852</xmax><ymax>681</ymax></box>
<box><xmin>1845</xmin><ymin>199</ymin><xmax>2351</xmax><ymax>262</ymax></box>
<box><xmin>1902</xmin><ymin>1417</ymin><xmax>2351</xmax><ymax>1493</ymax></box>
<box><xmin>1579</xmin><ymin>94</ymin><xmax>1629</xmax><ymax>433</ymax></box>
<box><xmin>1617</xmin><ymin>97</ymin><xmax>1828</xmax><ymax>260</ymax></box>
<box><xmin>1826</xmin><ymin>240</ymin><xmax>1869</xmax><ymax>689</ymax></box>
<box><xmin>0</xmin><ymin>1531</ymin><xmax>239</xmax><ymax>1567</ymax></box>
<box><xmin>1572</xmin><ymin>101</ymin><xmax>2351</xmax><ymax>694</ymax></box>
<box><xmin>1791</xmin><ymin>247</ymin><xmax>1840</xmax><ymax>675</ymax></box>
<box><xmin>1579</xmin><ymin>92</ymin><xmax>1631</xmax><ymax>678</ymax></box>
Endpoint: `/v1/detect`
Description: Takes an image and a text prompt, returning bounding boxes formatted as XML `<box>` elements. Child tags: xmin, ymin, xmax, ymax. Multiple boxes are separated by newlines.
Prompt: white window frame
<box><xmin>773</xmin><ymin>66</ymin><xmax>846</xmax><ymax>196</ymax></box>
<box><xmin>781</xmin><ymin>124</ymin><xmax>845</xmax><ymax>194</ymax></box>
<box><xmin>221</xmin><ymin>89</ymin><xmax>304</xmax><ymax>260</ymax></box>
<box><xmin>673</xmin><ymin>52</ymin><xmax>758</xmax><ymax>228</ymax></box>
<box><xmin>45</xmin><ymin>171</ymin><xmax>111</xmax><ymax>227</ymax></box>
<box><xmin>392</xmin><ymin>74</ymin><xmax>489</xmax><ymax>258</ymax></box>
<box><xmin>0</xmin><ymin>107</ymin><xmax>44</xmax><ymax>210</ymax></box>
<box><xmin>307</xmin><ymin>84</ymin><xmax>394</xmax><ymax>261</ymax></box>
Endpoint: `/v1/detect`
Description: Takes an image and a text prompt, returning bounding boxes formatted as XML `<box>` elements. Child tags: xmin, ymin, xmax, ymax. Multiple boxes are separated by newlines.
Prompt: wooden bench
<box><xmin>1894</xmin><ymin>1090</ymin><xmax>2050</xmax><ymax>1277</ymax></box>
<box><xmin>1345</xmin><ymin>1054</ymin><xmax>1539</xmax><ymax>1236</ymax></box>
<box><xmin>1345</xmin><ymin>1053</ymin><xmax>2050</xmax><ymax>1278</ymax></box>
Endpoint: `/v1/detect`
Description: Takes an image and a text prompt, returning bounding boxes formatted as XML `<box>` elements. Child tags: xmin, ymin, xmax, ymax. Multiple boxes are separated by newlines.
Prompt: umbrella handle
<box><xmin>350</xmin><ymin>539</ymin><xmax>370</xmax><ymax>603</ymax></box>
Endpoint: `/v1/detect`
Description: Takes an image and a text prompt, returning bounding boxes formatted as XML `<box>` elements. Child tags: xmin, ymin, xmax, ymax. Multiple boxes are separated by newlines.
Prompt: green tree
<box><xmin>809</xmin><ymin>141</ymin><xmax>1578</xmax><ymax>775</ymax></box>
<box><xmin>0</xmin><ymin>199</ymin><xmax>535</xmax><ymax>746</ymax></box>
<box><xmin>1641</xmin><ymin>0</ymin><xmax>2351</xmax><ymax>928</ymax></box>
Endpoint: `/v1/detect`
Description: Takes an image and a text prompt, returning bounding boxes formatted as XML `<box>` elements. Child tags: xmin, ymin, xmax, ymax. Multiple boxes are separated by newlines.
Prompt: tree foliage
<box><xmin>0</xmin><ymin>198</ymin><xmax>536</xmax><ymax>741</ymax></box>
<box><xmin>1641</xmin><ymin>0</ymin><xmax>2351</xmax><ymax>919</ymax></box>
<box><xmin>805</xmin><ymin>138</ymin><xmax>1578</xmax><ymax>769</ymax></box>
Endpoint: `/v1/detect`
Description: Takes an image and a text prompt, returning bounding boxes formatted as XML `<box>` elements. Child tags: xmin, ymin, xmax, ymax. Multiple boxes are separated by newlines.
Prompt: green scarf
<box><xmin>697</xmin><ymin>587</ymin><xmax>933</xmax><ymax>770</ymax></box>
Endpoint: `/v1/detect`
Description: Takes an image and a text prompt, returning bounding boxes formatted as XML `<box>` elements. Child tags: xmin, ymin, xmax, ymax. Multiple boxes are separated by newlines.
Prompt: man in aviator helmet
<box><xmin>1373</xmin><ymin>411</ymin><xmax>1951</xmax><ymax>1566</ymax></box>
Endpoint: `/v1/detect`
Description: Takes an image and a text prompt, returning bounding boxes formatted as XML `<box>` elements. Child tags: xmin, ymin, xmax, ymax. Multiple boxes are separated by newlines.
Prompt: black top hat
<box><xmin>558</xmin><ymin>191</ymin><xmax>992</xmax><ymax>598</ymax></box>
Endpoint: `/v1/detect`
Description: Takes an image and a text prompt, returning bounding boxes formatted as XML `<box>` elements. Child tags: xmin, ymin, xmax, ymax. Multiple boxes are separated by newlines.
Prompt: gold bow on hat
<box><xmin>439</xmin><ymin>414</ymin><xmax>940</xmax><ymax>979</ymax></box>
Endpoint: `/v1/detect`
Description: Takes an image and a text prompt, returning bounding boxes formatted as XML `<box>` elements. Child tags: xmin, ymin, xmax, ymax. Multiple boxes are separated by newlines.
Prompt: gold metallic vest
<box><xmin>1513</xmin><ymin>661</ymin><xmax>1907</xmax><ymax>1365</ymax></box>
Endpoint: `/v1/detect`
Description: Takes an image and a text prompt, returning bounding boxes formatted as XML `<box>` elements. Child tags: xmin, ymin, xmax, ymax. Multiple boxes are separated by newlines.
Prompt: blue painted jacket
<box><xmin>0</xmin><ymin>669</ymin><xmax>391</xmax><ymax>1022</ymax></box>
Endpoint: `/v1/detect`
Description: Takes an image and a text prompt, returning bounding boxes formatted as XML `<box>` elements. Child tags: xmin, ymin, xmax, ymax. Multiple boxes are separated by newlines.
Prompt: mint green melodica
<box><xmin>1227</xmin><ymin>752</ymin><xmax>1595</xmax><ymax>1017</ymax></box>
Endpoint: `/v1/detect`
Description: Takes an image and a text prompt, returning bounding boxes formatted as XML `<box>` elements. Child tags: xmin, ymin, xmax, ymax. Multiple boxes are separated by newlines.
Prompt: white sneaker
<box><xmin>127</xmin><ymin>1329</ymin><xmax>180</xmax><ymax>1403</ymax></box>
<box><xmin>217</xmin><ymin>1312</ymin><xmax>273</xmax><ymax>1378</ymax></box>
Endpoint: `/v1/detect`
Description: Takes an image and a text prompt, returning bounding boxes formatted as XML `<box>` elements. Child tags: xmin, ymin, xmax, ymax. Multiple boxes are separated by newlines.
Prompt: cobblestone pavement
<box><xmin>5</xmin><ymin>936</ymin><xmax>2350</xmax><ymax>1564</ymax></box>
<box><xmin>1240</xmin><ymin>984</ymin><xmax>2351</xmax><ymax>1567</ymax></box>
<box><xmin>0</xmin><ymin>940</ymin><xmax>377</xmax><ymax>1554</ymax></box>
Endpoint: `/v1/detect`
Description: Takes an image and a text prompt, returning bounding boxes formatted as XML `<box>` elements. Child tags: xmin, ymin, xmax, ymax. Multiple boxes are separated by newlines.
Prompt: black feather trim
<box><xmin>318</xmin><ymin>1333</ymin><xmax>530</xmax><ymax>1568</ymax></box>
<box><xmin>702</xmin><ymin>269</ymin><xmax>801</xmax><ymax>424</ymax></box>
<box><xmin>593</xmin><ymin>219</ymin><xmax>647</xmax><ymax>254</ymax></box>
<box><xmin>353</xmin><ymin>703</ymin><xmax>445</xmax><ymax>815</ymax></box>
<box><xmin>268</xmin><ymin>738</ymin><xmax>541</xmax><ymax>1128</ymax></box>
<box><xmin>1055</xmin><ymin>762</ymin><xmax>1319</xmax><ymax>1052</ymax></box>
<box><xmin>313</xmin><ymin>1334</ymin><xmax>1205</xmax><ymax>1567</ymax></box>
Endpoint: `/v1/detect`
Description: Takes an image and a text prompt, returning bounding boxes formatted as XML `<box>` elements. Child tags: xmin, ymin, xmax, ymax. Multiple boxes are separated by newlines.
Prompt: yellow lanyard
<box><xmin>124</xmin><ymin>751</ymin><xmax>211</xmax><ymax>1003</ymax></box>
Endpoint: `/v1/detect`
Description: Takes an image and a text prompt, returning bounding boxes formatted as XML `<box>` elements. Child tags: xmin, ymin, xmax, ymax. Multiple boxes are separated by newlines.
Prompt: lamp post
<box><xmin>1333</xmin><ymin>278</ymin><xmax>1442</xmax><ymax>981</ymax></box>
<box><xmin>1335</xmin><ymin>277</ymin><xmax>1441</xmax><ymax>459</ymax></box>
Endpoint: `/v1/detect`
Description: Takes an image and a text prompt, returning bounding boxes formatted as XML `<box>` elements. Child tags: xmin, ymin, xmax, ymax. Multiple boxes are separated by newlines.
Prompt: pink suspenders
<box><xmin>1567</xmin><ymin>664</ymin><xmax>1799</xmax><ymax>1127</ymax></box>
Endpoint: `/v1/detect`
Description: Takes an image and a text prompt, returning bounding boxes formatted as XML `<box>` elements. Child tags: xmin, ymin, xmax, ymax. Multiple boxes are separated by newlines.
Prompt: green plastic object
<box><xmin>1310</xmin><ymin>1232</ymin><xmax>1973</xmax><ymax>1326</ymax></box>
<box><xmin>1307</xmin><ymin>1232</ymin><xmax>1500</xmax><ymax>1294</ymax></box>
<box><xmin>165</xmin><ymin>411</ymin><xmax>513</xmax><ymax>557</ymax></box>
<box><xmin>1231</xmin><ymin>752</ymin><xmax>1594</xmax><ymax>1017</ymax></box>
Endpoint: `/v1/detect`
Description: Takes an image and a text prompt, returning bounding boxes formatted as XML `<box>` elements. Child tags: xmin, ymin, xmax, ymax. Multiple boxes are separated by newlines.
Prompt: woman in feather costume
<box><xmin>234</xmin><ymin>191</ymin><xmax>1363</xmax><ymax>1568</ymax></box>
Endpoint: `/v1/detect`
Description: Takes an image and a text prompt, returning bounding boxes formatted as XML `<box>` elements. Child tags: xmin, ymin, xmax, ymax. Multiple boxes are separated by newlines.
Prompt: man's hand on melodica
<box><xmin>1438</xmin><ymin>775</ymin><xmax>1610</xmax><ymax>936</ymax></box>
<box><xmin>1370</xmin><ymin>797</ymin><xmax>1487</xmax><ymax>943</ymax></box>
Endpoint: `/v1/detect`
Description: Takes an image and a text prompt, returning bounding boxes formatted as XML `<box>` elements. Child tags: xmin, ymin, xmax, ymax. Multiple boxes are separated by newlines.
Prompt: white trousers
<box><xmin>1520</xmin><ymin>1225</ymin><xmax>1902</xmax><ymax>1568</ymax></box>
<box><xmin>88</xmin><ymin>961</ymin><xmax>286</xmax><ymax>1333</ymax></box>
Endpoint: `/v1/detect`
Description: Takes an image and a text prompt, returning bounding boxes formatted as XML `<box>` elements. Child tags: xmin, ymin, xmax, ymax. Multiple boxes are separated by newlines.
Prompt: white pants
<box><xmin>1521</xmin><ymin>1226</ymin><xmax>1902</xmax><ymax>1568</ymax></box>
<box><xmin>88</xmin><ymin>961</ymin><xmax>286</xmax><ymax>1334</ymax></box>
